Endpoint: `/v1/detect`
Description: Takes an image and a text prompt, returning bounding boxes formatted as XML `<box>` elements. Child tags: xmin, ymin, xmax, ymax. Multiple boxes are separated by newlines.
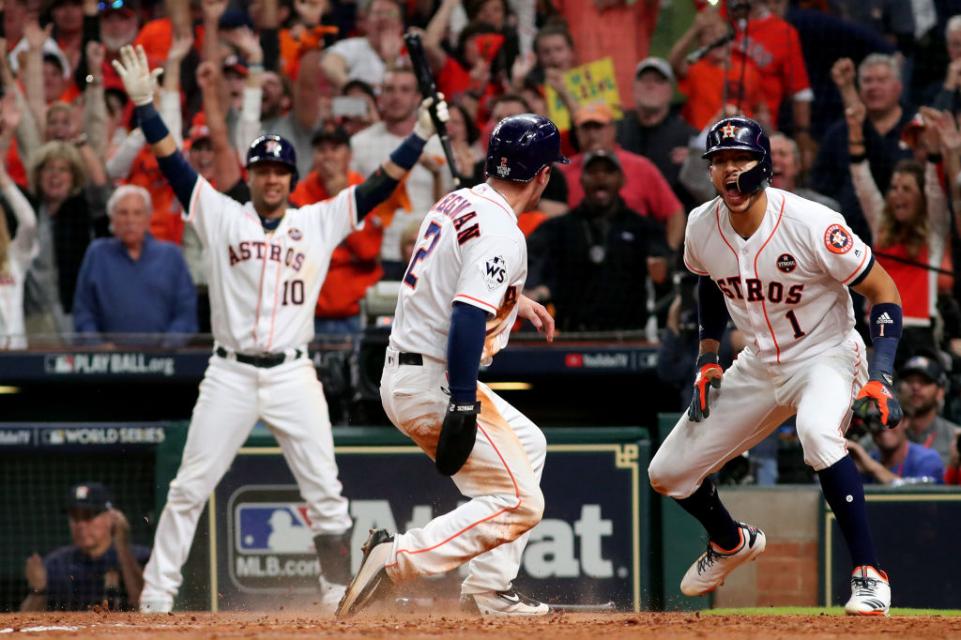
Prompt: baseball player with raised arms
<box><xmin>648</xmin><ymin>116</ymin><xmax>904</xmax><ymax>616</ymax></box>
<box><xmin>336</xmin><ymin>114</ymin><xmax>565</xmax><ymax>618</ymax></box>
<box><xmin>110</xmin><ymin>45</ymin><xmax>449</xmax><ymax>613</ymax></box>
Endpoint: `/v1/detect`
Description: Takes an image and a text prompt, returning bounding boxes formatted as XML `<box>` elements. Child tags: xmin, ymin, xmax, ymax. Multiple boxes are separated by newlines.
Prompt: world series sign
<box><xmin>204</xmin><ymin>433</ymin><xmax>649</xmax><ymax>612</ymax></box>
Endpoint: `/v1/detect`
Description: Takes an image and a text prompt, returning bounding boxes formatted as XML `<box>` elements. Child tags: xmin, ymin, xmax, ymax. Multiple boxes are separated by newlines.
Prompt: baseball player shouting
<box><xmin>648</xmin><ymin>117</ymin><xmax>903</xmax><ymax>616</ymax></box>
<box><xmin>111</xmin><ymin>45</ymin><xmax>449</xmax><ymax>613</ymax></box>
<box><xmin>336</xmin><ymin>115</ymin><xmax>565</xmax><ymax>618</ymax></box>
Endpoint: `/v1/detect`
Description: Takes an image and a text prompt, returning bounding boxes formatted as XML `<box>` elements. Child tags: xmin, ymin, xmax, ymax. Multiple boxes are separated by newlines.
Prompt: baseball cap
<box><xmin>98</xmin><ymin>0</ymin><xmax>139</xmax><ymax>15</ymax></box>
<box><xmin>583</xmin><ymin>149</ymin><xmax>622</xmax><ymax>172</ymax></box>
<box><xmin>219</xmin><ymin>8</ymin><xmax>254</xmax><ymax>30</ymax></box>
<box><xmin>573</xmin><ymin>103</ymin><xmax>615</xmax><ymax>127</ymax></box>
<box><xmin>899</xmin><ymin>353</ymin><xmax>946</xmax><ymax>385</ymax></box>
<box><xmin>222</xmin><ymin>54</ymin><xmax>249</xmax><ymax>77</ymax></box>
<box><xmin>65</xmin><ymin>482</ymin><xmax>113</xmax><ymax>514</ymax></box>
<box><xmin>312</xmin><ymin>125</ymin><xmax>351</xmax><ymax>147</ymax></box>
<box><xmin>635</xmin><ymin>57</ymin><xmax>675</xmax><ymax>84</ymax></box>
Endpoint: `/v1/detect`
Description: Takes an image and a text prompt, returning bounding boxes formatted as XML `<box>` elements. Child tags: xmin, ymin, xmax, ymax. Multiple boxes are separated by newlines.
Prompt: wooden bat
<box><xmin>403</xmin><ymin>30</ymin><xmax>462</xmax><ymax>188</ymax></box>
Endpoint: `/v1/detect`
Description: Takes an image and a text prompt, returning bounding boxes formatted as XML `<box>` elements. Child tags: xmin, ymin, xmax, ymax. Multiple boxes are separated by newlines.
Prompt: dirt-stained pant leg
<box><xmin>140</xmin><ymin>357</ymin><xmax>262</xmax><ymax>606</ymax></box>
<box><xmin>461</xmin><ymin>383</ymin><xmax>547</xmax><ymax>594</ymax></box>
<box><xmin>648</xmin><ymin>350</ymin><xmax>794</xmax><ymax>500</ymax></box>
<box><xmin>261</xmin><ymin>359</ymin><xmax>352</xmax><ymax>535</ymax></box>
<box><xmin>380</xmin><ymin>349</ymin><xmax>545</xmax><ymax>587</ymax></box>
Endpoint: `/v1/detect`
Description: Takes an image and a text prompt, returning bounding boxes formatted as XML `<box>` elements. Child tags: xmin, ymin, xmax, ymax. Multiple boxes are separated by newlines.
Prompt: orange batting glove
<box><xmin>852</xmin><ymin>374</ymin><xmax>903</xmax><ymax>429</ymax></box>
<box><xmin>689</xmin><ymin>352</ymin><xmax>723</xmax><ymax>422</ymax></box>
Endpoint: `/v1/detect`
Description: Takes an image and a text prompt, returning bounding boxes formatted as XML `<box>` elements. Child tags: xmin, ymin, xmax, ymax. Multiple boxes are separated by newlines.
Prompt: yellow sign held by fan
<box><xmin>545</xmin><ymin>57</ymin><xmax>623</xmax><ymax>132</ymax></box>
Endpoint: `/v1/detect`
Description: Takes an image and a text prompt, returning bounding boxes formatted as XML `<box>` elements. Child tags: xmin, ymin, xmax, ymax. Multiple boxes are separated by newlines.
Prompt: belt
<box><xmin>215</xmin><ymin>346</ymin><xmax>303</xmax><ymax>368</ymax></box>
<box><xmin>398</xmin><ymin>352</ymin><xmax>423</xmax><ymax>366</ymax></box>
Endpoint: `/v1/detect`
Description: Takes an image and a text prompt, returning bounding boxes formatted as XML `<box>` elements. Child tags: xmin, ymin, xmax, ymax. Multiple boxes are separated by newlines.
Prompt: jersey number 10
<box><xmin>282</xmin><ymin>279</ymin><xmax>305</xmax><ymax>305</ymax></box>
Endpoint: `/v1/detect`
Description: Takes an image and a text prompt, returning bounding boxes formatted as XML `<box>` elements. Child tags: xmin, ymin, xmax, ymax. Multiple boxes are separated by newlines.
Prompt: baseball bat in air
<box><xmin>403</xmin><ymin>30</ymin><xmax>462</xmax><ymax>188</ymax></box>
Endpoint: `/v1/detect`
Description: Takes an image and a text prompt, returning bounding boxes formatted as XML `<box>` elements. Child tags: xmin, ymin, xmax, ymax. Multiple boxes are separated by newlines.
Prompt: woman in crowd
<box><xmin>847</xmin><ymin>102</ymin><xmax>950</xmax><ymax>357</ymax></box>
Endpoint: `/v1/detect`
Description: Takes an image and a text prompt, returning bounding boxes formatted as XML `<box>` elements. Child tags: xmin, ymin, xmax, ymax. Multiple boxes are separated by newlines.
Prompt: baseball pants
<box><xmin>140</xmin><ymin>354</ymin><xmax>352</xmax><ymax>606</ymax></box>
<box><xmin>379</xmin><ymin>347</ymin><xmax>547</xmax><ymax>595</ymax></box>
<box><xmin>649</xmin><ymin>329</ymin><xmax>868</xmax><ymax>499</ymax></box>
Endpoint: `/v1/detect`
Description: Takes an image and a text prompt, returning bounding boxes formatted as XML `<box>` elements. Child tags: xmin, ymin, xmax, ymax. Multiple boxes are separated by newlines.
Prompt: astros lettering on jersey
<box><xmin>185</xmin><ymin>177</ymin><xmax>360</xmax><ymax>352</ymax></box>
<box><xmin>390</xmin><ymin>183</ymin><xmax>526</xmax><ymax>364</ymax></box>
<box><xmin>684</xmin><ymin>188</ymin><xmax>874</xmax><ymax>365</ymax></box>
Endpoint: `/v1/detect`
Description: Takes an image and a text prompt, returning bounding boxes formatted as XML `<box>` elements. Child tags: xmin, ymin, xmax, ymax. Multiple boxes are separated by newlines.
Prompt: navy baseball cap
<box><xmin>899</xmin><ymin>353</ymin><xmax>946</xmax><ymax>386</ymax></box>
<box><xmin>583</xmin><ymin>149</ymin><xmax>622</xmax><ymax>172</ymax></box>
<box><xmin>65</xmin><ymin>482</ymin><xmax>113</xmax><ymax>514</ymax></box>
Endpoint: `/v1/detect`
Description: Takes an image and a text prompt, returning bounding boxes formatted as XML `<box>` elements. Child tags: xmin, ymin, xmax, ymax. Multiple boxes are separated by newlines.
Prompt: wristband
<box><xmin>695</xmin><ymin>352</ymin><xmax>721</xmax><ymax>370</ymax></box>
<box><xmin>867</xmin><ymin>303</ymin><xmax>902</xmax><ymax>381</ymax></box>
<box><xmin>135</xmin><ymin>103</ymin><xmax>170</xmax><ymax>145</ymax></box>
<box><xmin>248</xmin><ymin>63</ymin><xmax>265</xmax><ymax>73</ymax></box>
<box><xmin>849</xmin><ymin>151</ymin><xmax>867</xmax><ymax>163</ymax></box>
<box><xmin>388</xmin><ymin>133</ymin><xmax>427</xmax><ymax>171</ymax></box>
<box><xmin>927</xmin><ymin>152</ymin><xmax>943</xmax><ymax>164</ymax></box>
<box><xmin>29</xmin><ymin>587</ymin><xmax>46</xmax><ymax>595</ymax></box>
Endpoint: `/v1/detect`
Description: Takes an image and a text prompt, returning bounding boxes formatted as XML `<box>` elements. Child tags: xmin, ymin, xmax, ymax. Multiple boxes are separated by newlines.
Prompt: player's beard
<box><xmin>723</xmin><ymin>187</ymin><xmax>759</xmax><ymax>214</ymax></box>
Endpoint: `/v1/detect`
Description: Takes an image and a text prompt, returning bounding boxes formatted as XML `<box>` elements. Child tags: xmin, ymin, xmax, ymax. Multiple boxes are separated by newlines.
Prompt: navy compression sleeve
<box><xmin>135</xmin><ymin>104</ymin><xmax>198</xmax><ymax>210</ymax></box>
<box><xmin>697</xmin><ymin>275</ymin><xmax>730</xmax><ymax>342</ymax></box>
<box><xmin>447</xmin><ymin>302</ymin><xmax>488</xmax><ymax>404</ymax></box>
<box><xmin>353</xmin><ymin>168</ymin><xmax>399</xmax><ymax>221</ymax></box>
<box><xmin>353</xmin><ymin>133</ymin><xmax>428</xmax><ymax>220</ymax></box>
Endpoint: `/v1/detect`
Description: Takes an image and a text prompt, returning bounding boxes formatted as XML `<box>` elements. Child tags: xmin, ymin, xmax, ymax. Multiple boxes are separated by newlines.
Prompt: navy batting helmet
<box><xmin>246</xmin><ymin>134</ymin><xmax>299</xmax><ymax>188</ymax></box>
<box><xmin>703</xmin><ymin>116</ymin><xmax>772</xmax><ymax>194</ymax></box>
<box><xmin>485</xmin><ymin>114</ymin><xmax>569</xmax><ymax>182</ymax></box>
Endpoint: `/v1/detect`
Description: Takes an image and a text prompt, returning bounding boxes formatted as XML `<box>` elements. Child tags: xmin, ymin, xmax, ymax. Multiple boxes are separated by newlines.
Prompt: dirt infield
<box><xmin>1</xmin><ymin>611</ymin><xmax>959</xmax><ymax>639</ymax></box>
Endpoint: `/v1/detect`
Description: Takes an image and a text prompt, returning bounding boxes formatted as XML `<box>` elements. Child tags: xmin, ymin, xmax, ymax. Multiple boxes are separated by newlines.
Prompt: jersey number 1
<box><xmin>403</xmin><ymin>222</ymin><xmax>442</xmax><ymax>289</ymax></box>
<box><xmin>786</xmin><ymin>309</ymin><xmax>805</xmax><ymax>339</ymax></box>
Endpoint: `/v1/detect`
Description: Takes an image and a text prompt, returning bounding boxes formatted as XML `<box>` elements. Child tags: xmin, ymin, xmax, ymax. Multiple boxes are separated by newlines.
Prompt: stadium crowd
<box><xmin>1</xmin><ymin>0</ymin><xmax>961</xmax><ymax>486</ymax></box>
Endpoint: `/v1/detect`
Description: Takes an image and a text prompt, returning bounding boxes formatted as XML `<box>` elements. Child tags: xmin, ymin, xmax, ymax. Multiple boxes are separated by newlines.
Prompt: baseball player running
<box><xmin>648</xmin><ymin>117</ymin><xmax>904</xmax><ymax>616</ymax></box>
<box><xmin>111</xmin><ymin>45</ymin><xmax>449</xmax><ymax>613</ymax></box>
<box><xmin>336</xmin><ymin>115</ymin><xmax>565</xmax><ymax>617</ymax></box>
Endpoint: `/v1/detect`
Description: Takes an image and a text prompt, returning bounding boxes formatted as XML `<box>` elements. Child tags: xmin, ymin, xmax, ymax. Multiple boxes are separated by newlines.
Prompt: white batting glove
<box><xmin>413</xmin><ymin>94</ymin><xmax>449</xmax><ymax>141</ymax></box>
<box><xmin>111</xmin><ymin>44</ymin><xmax>163</xmax><ymax>106</ymax></box>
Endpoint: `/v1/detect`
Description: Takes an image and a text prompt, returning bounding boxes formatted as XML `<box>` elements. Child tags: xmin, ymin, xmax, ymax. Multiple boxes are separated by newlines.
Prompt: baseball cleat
<box><xmin>139</xmin><ymin>597</ymin><xmax>173</xmax><ymax>614</ymax></box>
<box><xmin>317</xmin><ymin>577</ymin><xmax>347</xmax><ymax>615</ymax></box>
<box><xmin>680</xmin><ymin>522</ymin><xmax>766</xmax><ymax>596</ymax></box>
<box><xmin>844</xmin><ymin>565</ymin><xmax>890</xmax><ymax>616</ymax></box>
<box><xmin>335</xmin><ymin>529</ymin><xmax>394</xmax><ymax>618</ymax></box>
<box><xmin>461</xmin><ymin>589</ymin><xmax>550</xmax><ymax>616</ymax></box>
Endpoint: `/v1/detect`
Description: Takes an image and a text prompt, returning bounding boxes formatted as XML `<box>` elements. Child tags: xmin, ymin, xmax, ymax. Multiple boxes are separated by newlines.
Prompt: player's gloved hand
<box><xmin>852</xmin><ymin>373</ymin><xmax>903</xmax><ymax>429</ymax></box>
<box><xmin>111</xmin><ymin>44</ymin><xmax>162</xmax><ymax>106</ymax></box>
<box><xmin>435</xmin><ymin>399</ymin><xmax>480</xmax><ymax>476</ymax></box>
<box><xmin>688</xmin><ymin>352</ymin><xmax>723</xmax><ymax>422</ymax></box>
<box><xmin>413</xmin><ymin>94</ymin><xmax>450</xmax><ymax>141</ymax></box>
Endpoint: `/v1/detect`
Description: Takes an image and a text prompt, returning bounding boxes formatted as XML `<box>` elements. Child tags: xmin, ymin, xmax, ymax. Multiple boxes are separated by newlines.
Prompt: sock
<box><xmin>675</xmin><ymin>478</ymin><xmax>741</xmax><ymax>550</ymax></box>
<box><xmin>817</xmin><ymin>455</ymin><xmax>879</xmax><ymax>569</ymax></box>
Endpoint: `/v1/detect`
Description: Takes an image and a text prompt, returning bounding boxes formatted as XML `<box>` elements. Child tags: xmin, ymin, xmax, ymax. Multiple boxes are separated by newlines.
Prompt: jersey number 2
<box><xmin>403</xmin><ymin>221</ymin><xmax>442</xmax><ymax>289</ymax></box>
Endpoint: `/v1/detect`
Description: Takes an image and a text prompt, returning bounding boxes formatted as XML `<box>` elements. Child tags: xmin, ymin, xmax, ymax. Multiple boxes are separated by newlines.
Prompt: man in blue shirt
<box><xmin>20</xmin><ymin>482</ymin><xmax>151</xmax><ymax>611</ymax></box>
<box><xmin>73</xmin><ymin>185</ymin><xmax>197</xmax><ymax>341</ymax></box>
<box><xmin>847</xmin><ymin>419</ymin><xmax>945</xmax><ymax>486</ymax></box>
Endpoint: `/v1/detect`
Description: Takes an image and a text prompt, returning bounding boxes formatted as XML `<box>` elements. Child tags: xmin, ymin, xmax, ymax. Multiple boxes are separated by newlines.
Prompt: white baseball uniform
<box><xmin>0</xmin><ymin>182</ymin><xmax>38</xmax><ymax>349</ymax></box>
<box><xmin>380</xmin><ymin>183</ymin><xmax>547</xmax><ymax>595</ymax></box>
<box><xmin>649</xmin><ymin>188</ymin><xmax>872</xmax><ymax>498</ymax></box>
<box><xmin>140</xmin><ymin>176</ymin><xmax>356</xmax><ymax>608</ymax></box>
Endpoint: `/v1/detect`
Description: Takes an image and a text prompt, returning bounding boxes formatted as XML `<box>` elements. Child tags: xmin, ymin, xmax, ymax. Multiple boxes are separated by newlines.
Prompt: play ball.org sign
<box><xmin>227</xmin><ymin>489</ymin><xmax>324</xmax><ymax>593</ymax></box>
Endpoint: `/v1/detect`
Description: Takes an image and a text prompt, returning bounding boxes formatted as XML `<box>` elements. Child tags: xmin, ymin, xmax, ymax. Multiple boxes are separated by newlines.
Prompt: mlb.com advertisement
<box><xmin>209</xmin><ymin>442</ymin><xmax>645</xmax><ymax>611</ymax></box>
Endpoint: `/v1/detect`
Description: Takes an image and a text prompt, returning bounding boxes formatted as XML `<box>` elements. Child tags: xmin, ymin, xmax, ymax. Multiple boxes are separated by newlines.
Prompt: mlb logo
<box><xmin>235</xmin><ymin>503</ymin><xmax>314</xmax><ymax>554</ymax></box>
<box><xmin>496</xmin><ymin>157</ymin><xmax>511</xmax><ymax>177</ymax></box>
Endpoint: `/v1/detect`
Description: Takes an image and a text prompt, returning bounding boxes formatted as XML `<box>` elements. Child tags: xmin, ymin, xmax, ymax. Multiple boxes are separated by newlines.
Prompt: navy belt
<box><xmin>398</xmin><ymin>352</ymin><xmax>423</xmax><ymax>366</ymax></box>
<box><xmin>215</xmin><ymin>346</ymin><xmax>303</xmax><ymax>368</ymax></box>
